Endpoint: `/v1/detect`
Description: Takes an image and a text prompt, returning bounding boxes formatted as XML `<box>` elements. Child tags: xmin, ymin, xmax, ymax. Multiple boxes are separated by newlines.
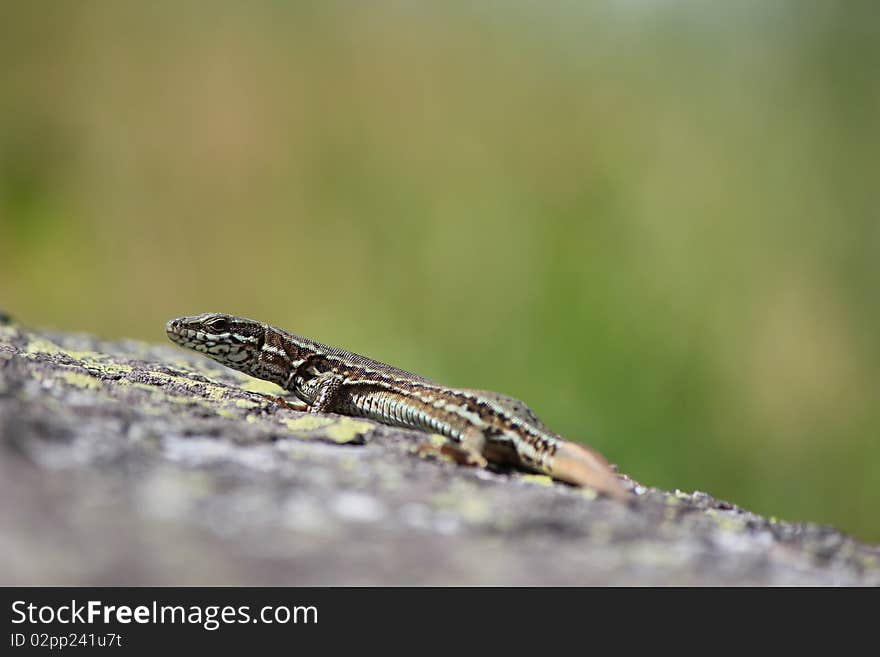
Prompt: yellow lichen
<box><xmin>457</xmin><ymin>497</ymin><xmax>492</xmax><ymax>523</ymax></box>
<box><xmin>201</xmin><ymin>384</ymin><xmax>231</xmax><ymax>402</ymax></box>
<box><xmin>22</xmin><ymin>335</ymin><xmax>107</xmax><ymax>363</ymax></box>
<box><xmin>519</xmin><ymin>474</ymin><xmax>554</xmax><ymax>487</ymax></box>
<box><xmin>278</xmin><ymin>415</ymin><xmax>374</xmax><ymax>444</ymax></box>
<box><xmin>24</xmin><ymin>336</ymin><xmax>67</xmax><ymax>356</ymax></box>
<box><xmin>704</xmin><ymin>509</ymin><xmax>747</xmax><ymax>532</ymax></box>
<box><xmin>430</xmin><ymin>491</ymin><xmax>492</xmax><ymax>523</ymax></box>
<box><xmin>57</xmin><ymin>370</ymin><xmax>101</xmax><ymax>390</ymax></box>
<box><xmin>280</xmin><ymin>415</ymin><xmax>337</xmax><ymax>432</ymax></box>
<box><xmin>240</xmin><ymin>378</ymin><xmax>284</xmax><ymax>396</ymax></box>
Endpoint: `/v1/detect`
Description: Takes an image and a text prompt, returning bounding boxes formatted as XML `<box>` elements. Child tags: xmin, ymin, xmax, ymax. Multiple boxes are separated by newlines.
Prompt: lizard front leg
<box><xmin>304</xmin><ymin>371</ymin><xmax>346</xmax><ymax>414</ymax></box>
<box><xmin>266</xmin><ymin>368</ymin><xmax>343</xmax><ymax>414</ymax></box>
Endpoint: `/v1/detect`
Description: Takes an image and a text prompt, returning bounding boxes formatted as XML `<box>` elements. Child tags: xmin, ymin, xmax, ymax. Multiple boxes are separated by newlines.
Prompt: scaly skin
<box><xmin>166</xmin><ymin>313</ymin><xmax>627</xmax><ymax>500</ymax></box>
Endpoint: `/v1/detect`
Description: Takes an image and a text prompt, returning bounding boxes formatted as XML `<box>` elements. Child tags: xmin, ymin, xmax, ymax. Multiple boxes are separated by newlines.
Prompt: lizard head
<box><xmin>165</xmin><ymin>312</ymin><xmax>265</xmax><ymax>372</ymax></box>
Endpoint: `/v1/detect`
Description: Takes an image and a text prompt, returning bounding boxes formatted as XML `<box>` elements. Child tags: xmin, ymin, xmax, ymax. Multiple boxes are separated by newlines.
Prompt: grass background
<box><xmin>1</xmin><ymin>2</ymin><xmax>878</xmax><ymax>540</ymax></box>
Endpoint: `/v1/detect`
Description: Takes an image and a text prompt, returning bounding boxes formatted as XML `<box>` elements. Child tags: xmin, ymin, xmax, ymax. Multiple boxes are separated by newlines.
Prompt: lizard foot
<box><xmin>414</xmin><ymin>438</ymin><xmax>488</xmax><ymax>468</ymax></box>
<box><xmin>262</xmin><ymin>394</ymin><xmax>309</xmax><ymax>413</ymax></box>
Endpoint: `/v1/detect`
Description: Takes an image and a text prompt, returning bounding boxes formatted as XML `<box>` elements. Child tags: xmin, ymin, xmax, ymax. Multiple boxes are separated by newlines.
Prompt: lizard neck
<box><xmin>246</xmin><ymin>325</ymin><xmax>310</xmax><ymax>388</ymax></box>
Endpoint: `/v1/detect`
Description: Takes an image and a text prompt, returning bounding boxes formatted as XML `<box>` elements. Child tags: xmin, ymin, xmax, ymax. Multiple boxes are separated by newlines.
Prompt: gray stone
<box><xmin>0</xmin><ymin>320</ymin><xmax>877</xmax><ymax>585</ymax></box>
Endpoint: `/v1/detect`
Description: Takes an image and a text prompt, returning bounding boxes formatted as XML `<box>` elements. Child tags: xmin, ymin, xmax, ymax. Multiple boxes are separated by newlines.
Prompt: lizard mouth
<box><xmin>165</xmin><ymin>318</ymin><xmax>185</xmax><ymax>343</ymax></box>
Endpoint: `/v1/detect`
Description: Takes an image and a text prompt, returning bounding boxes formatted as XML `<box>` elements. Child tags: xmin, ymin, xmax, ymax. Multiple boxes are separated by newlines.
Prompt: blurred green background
<box><xmin>1</xmin><ymin>2</ymin><xmax>878</xmax><ymax>540</ymax></box>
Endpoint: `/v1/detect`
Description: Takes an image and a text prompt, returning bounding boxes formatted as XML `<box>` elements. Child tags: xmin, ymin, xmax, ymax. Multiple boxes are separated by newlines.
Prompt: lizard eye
<box><xmin>205</xmin><ymin>317</ymin><xmax>229</xmax><ymax>333</ymax></box>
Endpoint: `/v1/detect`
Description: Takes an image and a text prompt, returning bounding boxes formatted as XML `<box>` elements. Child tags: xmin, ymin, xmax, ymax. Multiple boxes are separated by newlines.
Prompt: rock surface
<box><xmin>1</xmin><ymin>317</ymin><xmax>877</xmax><ymax>586</ymax></box>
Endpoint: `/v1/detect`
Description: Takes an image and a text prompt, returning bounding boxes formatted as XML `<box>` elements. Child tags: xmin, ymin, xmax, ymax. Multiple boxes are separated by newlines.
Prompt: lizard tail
<box><xmin>550</xmin><ymin>441</ymin><xmax>629</xmax><ymax>502</ymax></box>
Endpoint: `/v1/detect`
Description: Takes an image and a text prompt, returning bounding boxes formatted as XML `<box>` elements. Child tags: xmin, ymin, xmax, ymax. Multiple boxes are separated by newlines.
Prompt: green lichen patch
<box><xmin>24</xmin><ymin>335</ymin><xmax>68</xmax><ymax>357</ymax></box>
<box><xmin>57</xmin><ymin>370</ymin><xmax>102</xmax><ymax>390</ymax></box>
<box><xmin>519</xmin><ymin>474</ymin><xmax>554</xmax><ymax>487</ymax></box>
<box><xmin>0</xmin><ymin>324</ymin><xmax>18</xmax><ymax>339</ymax></box>
<box><xmin>579</xmin><ymin>487</ymin><xmax>599</xmax><ymax>501</ymax></box>
<box><xmin>23</xmin><ymin>335</ymin><xmax>107</xmax><ymax>365</ymax></box>
<box><xmin>278</xmin><ymin>415</ymin><xmax>373</xmax><ymax>445</ymax></box>
<box><xmin>240</xmin><ymin>378</ymin><xmax>285</xmax><ymax>396</ymax></box>
<box><xmin>434</xmin><ymin>494</ymin><xmax>492</xmax><ymax>524</ymax></box>
<box><xmin>704</xmin><ymin>508</ymin><xmax>748</xmax><ymax>533</ymax></box>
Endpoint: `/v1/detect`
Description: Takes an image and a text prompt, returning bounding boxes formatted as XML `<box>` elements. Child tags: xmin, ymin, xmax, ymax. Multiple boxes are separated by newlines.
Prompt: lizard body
<box><xmin>166</xmin><ymin>313</ymin><xmax>627</xmax><ymax>500</ymax></box>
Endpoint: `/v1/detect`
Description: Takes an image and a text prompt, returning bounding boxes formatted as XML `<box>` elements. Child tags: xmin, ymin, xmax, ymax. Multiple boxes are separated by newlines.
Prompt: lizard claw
<box><xmin>264</xmin><ymin>394</ymin><xmax>309</xmax><ymax>413</ymax></box>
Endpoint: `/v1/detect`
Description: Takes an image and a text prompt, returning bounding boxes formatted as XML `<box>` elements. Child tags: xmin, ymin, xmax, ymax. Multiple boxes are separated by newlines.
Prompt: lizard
<box><xmin>166</xmin><ymin>312</ymin><xmax>628</xmax><ymax>500</ymax></box>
